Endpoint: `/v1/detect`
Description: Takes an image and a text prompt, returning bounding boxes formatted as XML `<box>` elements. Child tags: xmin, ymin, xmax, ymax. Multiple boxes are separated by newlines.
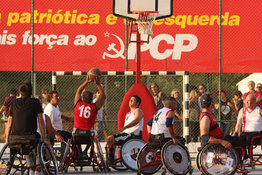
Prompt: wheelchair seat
<box><xmin>9</xmin><ymin>134</ymin><xmax>39</xmax><ymax>155</ymax></box>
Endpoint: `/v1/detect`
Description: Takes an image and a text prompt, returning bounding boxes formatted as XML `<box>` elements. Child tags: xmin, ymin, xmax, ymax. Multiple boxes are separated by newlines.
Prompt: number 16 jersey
<box><xmin>74</xmin><ymin>100</ymin><xmax>97</xmax><ymax>130</ymax></box>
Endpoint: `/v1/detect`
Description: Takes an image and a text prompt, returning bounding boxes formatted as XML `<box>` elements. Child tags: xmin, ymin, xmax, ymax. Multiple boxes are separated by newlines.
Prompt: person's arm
<box><xmin>147</xmin><ymin>118</ymin><xmax>153</xmax><ymax>134</ymax></box>
<box><xmin>118</xmin><ymin>109</ymin><xmax>143</xmax><ymax>133</ymax></box>
<box><xmin>0</xmin><ymin>105</ymin><xmax>6</xmax><ymax>114</ymax></box>
<box><xmin>45</xmin><ymin>115</ymin><xmax>64</xmax><ymax>142</ymax></box>
<box><xmin>200</xmin><ymin>115</ymin><xmax>232</xmax><ymax>149</ymax></box>
<box><xmin>37</xmin><ymin>113</ymin><xmax>49</xmax><ymax>145</ymax></box>
<box><xmin>94</xmin><ymin>77</ymin><xmax>106</xmax><ymax>111</ymax></box>
<box><xmin>234</xmin><ymin>108</ymin><xmax>243</xmax><ymax>135</ymax></box>
<box><xmin>74</xmin><ymin>75</ymin><xmax>92</xmax><ymax>105</ymax></box>
<box><xmin>5</xmin><ymin>116</ymin><xmax>12</xmax><ymax>144</ymax></box>
<box><xmin>166</xmin><ymin>111</ymin><xmax>179</xmax><ymax>144</ymax></box>
<box><xmin>61</xmin><ymin>114</ymin><xmax>73</xmax><ymax>121</ymax></box>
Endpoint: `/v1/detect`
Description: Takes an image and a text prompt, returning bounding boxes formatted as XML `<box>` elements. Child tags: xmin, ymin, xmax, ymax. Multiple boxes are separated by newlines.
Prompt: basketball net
<box><xmin>134</xmin><ymin>11</ymin><xmax>158</xmax><ymax>35</ymax></box>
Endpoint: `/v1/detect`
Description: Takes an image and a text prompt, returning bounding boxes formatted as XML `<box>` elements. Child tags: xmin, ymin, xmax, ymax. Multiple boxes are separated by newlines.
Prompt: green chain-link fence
<box><xmin>0</xmin><ymin>72</ymin><xmax>252</xmax><ymax>142</ymax></box>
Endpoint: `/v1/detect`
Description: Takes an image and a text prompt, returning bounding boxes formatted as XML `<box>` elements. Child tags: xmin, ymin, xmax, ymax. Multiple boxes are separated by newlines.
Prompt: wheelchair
<box><xmin>136</xmin><ymin>140</ymin><xmax>192</xmax><ymax>175</ymax></box>
<box><xmin>197</xmin><ymin>133</ymin><xmax>262</xmax><ymax>175</ymax></box>
<box><xmin>105</xmin><ymin>137</ymin><xmax>145</xmax><ymax>171</ymax></box>
<box><xmin>236</xmin><ymin>133</ymin><xmax>262</xmax><ymax>174</ymax></box>
<box><xmin>61</xmin><ymin>130</ymin><xmax>108</xmax><ymax>173</ymax></box>
<box><xmin>196</xmin><ymin>143</ymin><xmax>240</xmax><ymax>175</ymax></box>
<box><xmin>0</xmin><ymin>136</ymin><xmax>58</xmax><ymax>175</ymax></box>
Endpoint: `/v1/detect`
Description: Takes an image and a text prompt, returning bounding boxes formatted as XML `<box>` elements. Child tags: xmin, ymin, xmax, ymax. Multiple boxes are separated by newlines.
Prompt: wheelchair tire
<box><xmin>52</xmin><ymin>140</ymin><xmax>68</xmax><ymax>172</ymax></box>
<box><xmin>94</xmin><ymin>138</ymin><xmax>109</xmax><ymax>172</ymax></box>
<box><xmin>198</xmin><ymin>144</ymin><xmax>240</xmax><ymax>175</ymax></box>
<box><xmin>39</xmin><ymin>142</ymin><xmax>59</xmax><ymax>175</ymax></box>
<box><xmin>111</xmin><ymin>145</ymin><xmax>128</xmax><ymax>171</ymax></box>
<box><xmin>121</xmin><ymin>138</ymin><xmax>145</xmax><ymax>171</ymax></box>
<box><xmin>161</xmin><ymin>141</ymin><xmax>191</xmax><ymax>175</ymax></box>
<box><xmin>0</xmin><ymin>144</ymin><xmax>12</xmax><ymax>175</ymax></box>
<box><xmin>136</xmin><ymin>143</ymin><xmax>163</xmax><ymax>175</ymax></box>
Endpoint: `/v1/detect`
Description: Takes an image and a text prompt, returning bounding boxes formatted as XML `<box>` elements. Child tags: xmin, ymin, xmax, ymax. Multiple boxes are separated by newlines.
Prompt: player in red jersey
<box><xmin>73</xmin><ymin>72</ymin><xmax>106</xmax><ymax>155</ymax></box>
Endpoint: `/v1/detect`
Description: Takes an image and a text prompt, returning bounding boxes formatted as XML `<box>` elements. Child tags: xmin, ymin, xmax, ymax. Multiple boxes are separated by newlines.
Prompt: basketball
<box><xmin>88</xmin><ymin>68</ymin><xmax>102</xmax><ymax>81</ymax></box>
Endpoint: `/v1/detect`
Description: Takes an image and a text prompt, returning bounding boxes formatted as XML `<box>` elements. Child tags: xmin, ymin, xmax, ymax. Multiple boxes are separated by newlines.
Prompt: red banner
<box><xmin>0</xmin><ymin>0</ymin><xmax>261</xmax><ymax>73</ymax></box>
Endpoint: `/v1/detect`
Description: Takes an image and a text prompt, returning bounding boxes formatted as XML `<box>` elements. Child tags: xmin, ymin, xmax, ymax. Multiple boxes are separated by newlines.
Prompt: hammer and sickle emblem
<box><xmin>102</xmin><ymin>34</ymin><xmax>125</xmax><ymax>59</ymax></box>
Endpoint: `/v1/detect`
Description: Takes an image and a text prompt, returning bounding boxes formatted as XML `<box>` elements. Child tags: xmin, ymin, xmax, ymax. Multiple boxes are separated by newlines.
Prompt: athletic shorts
<box><xmin>113</xmin><ymin>133</ymin><xmax>132</xmax><ymax>145</ymax></box>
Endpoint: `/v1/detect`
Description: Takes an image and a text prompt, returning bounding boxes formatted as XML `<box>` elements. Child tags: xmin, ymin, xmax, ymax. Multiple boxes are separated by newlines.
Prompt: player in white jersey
<box><xmin>106</xmin><ymin>95</ymin><xmax>144</xmax><ymax>163</ymax></box>
<box><xmin>234</xmin><ymin>94</ymin><xmax>262</xmax><ymax>158</ymax></box>
<box><xmin>147</xmin><ymin>97</ymin><xmax>184</xmax><ymax>148</ymax></box>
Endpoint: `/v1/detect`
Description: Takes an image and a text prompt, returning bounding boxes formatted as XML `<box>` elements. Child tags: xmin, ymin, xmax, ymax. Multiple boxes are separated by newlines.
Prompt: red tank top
<box><xmin>199</xmin><ymin>112</ymin><xmax>223</xmax><ymax>138</ymax></box>
<box><xmin>74</xmin><ymin>100</ymin><xmax>97</xmax><ymax>130</ymax></box>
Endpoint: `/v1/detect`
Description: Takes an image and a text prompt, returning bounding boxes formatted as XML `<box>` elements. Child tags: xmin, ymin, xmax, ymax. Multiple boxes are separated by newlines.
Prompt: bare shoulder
<box><xmin>136</xmin><ymin>108</ymin><xmax>144</xmax><ymax>115</ymax></box>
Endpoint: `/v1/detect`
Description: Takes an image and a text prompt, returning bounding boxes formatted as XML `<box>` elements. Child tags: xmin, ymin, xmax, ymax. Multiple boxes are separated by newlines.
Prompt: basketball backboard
<box><xmin>113</xmin><ymin>0</ymin><xmax>173</xmax><ymax>20</ymax></box>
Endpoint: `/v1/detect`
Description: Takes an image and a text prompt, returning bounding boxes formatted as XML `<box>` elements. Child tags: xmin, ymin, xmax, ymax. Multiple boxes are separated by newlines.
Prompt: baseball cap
<box><xmin>200</xmin><ymin>94</ymin><xmax>212</xmax><ymax>105</ymax></box>
<box><xmin>215</xmin><ymin>88</ymin><xmax>227</xmax><ymax>95</ymax></box>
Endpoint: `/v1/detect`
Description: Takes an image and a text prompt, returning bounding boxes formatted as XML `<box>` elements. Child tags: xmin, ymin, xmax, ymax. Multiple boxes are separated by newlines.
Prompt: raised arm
<box><xmin>74</xmin><ymin>75</ymin><xmax>92</xmax><ymax>105</ymax></box>
<box><xmin>94</xmin><ymin>76</ymin><xmax>106</xmax><ymax>111</ymax></box>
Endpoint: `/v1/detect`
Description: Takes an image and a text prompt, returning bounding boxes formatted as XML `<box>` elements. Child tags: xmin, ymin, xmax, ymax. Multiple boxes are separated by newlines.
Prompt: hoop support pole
<box><xmin>136</xmin><ymin>30</ymin><xmax>141</xmax><ymax>84</ymax></box>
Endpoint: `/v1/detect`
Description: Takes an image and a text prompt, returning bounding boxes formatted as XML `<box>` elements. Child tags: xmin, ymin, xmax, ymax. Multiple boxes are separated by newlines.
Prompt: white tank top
<box><xmin>242</xmin><ymin>107</ymin><xmax>262</xmax><ymax>132</ymax></box>
<box><xmin>151</xmin><ymin>107</ymin><xmax>173</xmax><ymax>138</ymax></box>
<box><xmin>124</xmin><ymin>108</ymin><xmax>144</xmax><ymax>135</ymax></box>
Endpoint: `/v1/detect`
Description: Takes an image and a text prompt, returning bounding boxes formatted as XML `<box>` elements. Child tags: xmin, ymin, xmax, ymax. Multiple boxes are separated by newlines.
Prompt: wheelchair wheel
<box><xmin>61</xmin><ymin>139</ymin><xmax>73</xmax><ymax>173</ymax></box>
<box><xmin>136</xmin><ymin>143</ymin><xmax>163</xmax><ymax>175</ymax></box>
<box><xmin>198</xmin><ymin>144</ymin><xmax>240</xmax><ymax>175</ymax></box>
<box><xmin>121</xmin><ymin>138</ymin><xmax>145</xmax><ymax>171</ymax></box>
<box><xmin>161</xmin><ymin>141</ymin><xmax>191</xmax><ymax>175</ymax></box>
<box><xmin>0</xmin><ymin>144</ymin><xmax>12</xmax><ymax>174</ymax></box>
<box><xmin>52</xmin><ymin>140</ymin><xmax>68</xmax><ymax>172</ymax></box>
<box><xmin>0</xmin><ymin>143</ymin><xmax>29</xmax><ymax>175</ymax></box>
<box><xmin>39</xmin><ymin>142</ymin><xmax>59</xmax><ymax>175</ymax></box>
<box><xmin>94</xmin><ymin>138</ymin><xmax>108</xmax><ymax>172</ymax></box>
<box><xmin>111</xmin><ymin>145</ymin><xmax>128</xmax><ymax>171</ymax></box>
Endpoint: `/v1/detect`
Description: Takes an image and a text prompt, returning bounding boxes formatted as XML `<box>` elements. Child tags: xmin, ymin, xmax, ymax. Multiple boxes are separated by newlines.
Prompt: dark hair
<box><xmin>151</xmin><ymin>83</ymin><xmax>159</xmax><ymax>88</ymax></box>
<box><xmin>132</xmin><ymin>95</ymin><xmax>142</xmax><ymax>107</ymax></box>
<box><xmin>82</xmin><ymin>91</ymin><xmax>93</xmax><ymax>103</ymax></box>
<box><xmin>233</xmin><ymin>90</ymin><xmax>242</xmax><ymax>97</ymax></box>
<box><xmin>165</xmin><ymin>96</ymin><xmax>177</xmax><ymax>102</ymax></box>
<box><xmin>10</xmin><ymin>88</ymin><xmax>17</xmax><ymax>95</ymax></box>
<box><xmin>199</xmin><ymin>84</ymin><xmax>207</xmax><ymax>90</ymax></box>
<box><xmin>19</xmin><ymin>80</ymin><xmax>32</xmax><ymax>98</ymax></box>
<box><xmin>48</xmin><ymin>90</ymin><xmax>58</xmax><ymax>102</ymax></box>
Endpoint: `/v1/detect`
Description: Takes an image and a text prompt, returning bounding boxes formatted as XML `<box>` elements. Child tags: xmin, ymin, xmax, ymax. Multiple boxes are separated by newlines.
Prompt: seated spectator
<box><xmin>106</xmin><ymin>95</ymin><xmax>143</xmax><ymax>164</ymax></box>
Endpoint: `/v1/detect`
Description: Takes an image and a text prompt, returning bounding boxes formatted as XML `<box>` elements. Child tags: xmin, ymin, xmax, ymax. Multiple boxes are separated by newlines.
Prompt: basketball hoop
<box><xmin>132</xmin><ymin>11</ymin><xmax>158</xmax><ymax>35</ymax></box>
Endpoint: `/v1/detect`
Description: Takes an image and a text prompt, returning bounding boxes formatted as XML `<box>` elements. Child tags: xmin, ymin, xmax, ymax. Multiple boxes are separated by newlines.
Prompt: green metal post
<box><xmin>218</xmin><ymin>0</ymin><xmax>222</xmax><ymax>126</ymax></box>
<box><xmin>31</xmin><ymin>0</ymin><xmax>35</xmax><ymax>94</ymax></box>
